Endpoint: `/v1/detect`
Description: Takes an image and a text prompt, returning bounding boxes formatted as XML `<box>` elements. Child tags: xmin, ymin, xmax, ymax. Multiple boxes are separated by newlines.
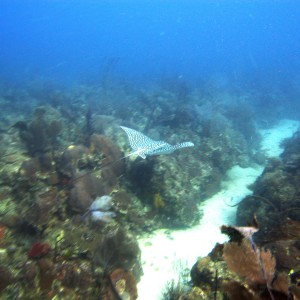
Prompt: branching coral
<box><xmin>14</xmin><ymin>107</ymin><xmax>62</xmax><ymax>156</ymax></box>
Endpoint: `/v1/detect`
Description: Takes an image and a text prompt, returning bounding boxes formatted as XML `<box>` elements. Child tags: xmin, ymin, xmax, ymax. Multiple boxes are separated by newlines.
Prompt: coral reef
<box><xmin>186</xmin><ymin>220</ymin><xmax>300</xmax><ymax>299</ymax></box>
<box><xmin>0</xmin><ymin>110</ymin><xmax>141</xmax><ymax>298</ymax></box>
<box><xmin>0</xmin><ymin>216</ymin><xmax>142</xmax><ymax>298</ymax></box>
<box><xmin>0</xmin><ymin>78</ymin><xmax>264</xmax><ymax>297</ymax></box>
<box><xmin>58</xmin><ymin>134</ymin><xmax>124</xmax><ymax>213</ymax></box>
<box><xmin>236</xmin><ymin>130</ymin><xmax>300</xmax><ymax>241</ymax></box>
<box><xmin>68</xmin><ymin>172</ymin><xmax>106</xmax><ymax>212</ymax></box>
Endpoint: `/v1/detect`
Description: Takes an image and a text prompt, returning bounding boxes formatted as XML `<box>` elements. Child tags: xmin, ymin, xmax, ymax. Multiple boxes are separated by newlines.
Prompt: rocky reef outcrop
<box><xmin>236</xmin><ymin>130</ymin><xmax>300</xmax><ymax>242</ymax></box>
<box><xmin>161</xmin><ymin>219</ymin><xmax>300</xmax><ymax>299</ymax></box>
<box><xmin>165</xmin><ymin>130</ymin><xmax>300</xmax><ymax>299</ymax></box>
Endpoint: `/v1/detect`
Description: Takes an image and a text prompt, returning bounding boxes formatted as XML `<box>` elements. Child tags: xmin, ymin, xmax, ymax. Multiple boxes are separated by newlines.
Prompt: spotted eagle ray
<box><xmin>120</xmin><ymin>126</ymin><xmax>194</xmax><ymax>159</ymax></box>
<box><xmin>73</xmin><ymin>126</ymin><xmax>194</xmax><ymax>182</ymax></box>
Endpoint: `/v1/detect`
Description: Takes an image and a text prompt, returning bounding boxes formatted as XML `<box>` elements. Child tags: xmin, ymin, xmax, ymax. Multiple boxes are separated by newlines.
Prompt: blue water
<box><xmin>1</xmin><ymin>0</ymin><xmax>300</xmax><ymax>86</ymax></box>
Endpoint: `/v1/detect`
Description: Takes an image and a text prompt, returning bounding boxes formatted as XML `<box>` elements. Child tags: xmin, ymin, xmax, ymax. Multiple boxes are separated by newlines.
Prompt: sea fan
<box><xmin>223</xmin><ymin>239</ymin><xmax>276</xmax><ymax>285</ymax></box>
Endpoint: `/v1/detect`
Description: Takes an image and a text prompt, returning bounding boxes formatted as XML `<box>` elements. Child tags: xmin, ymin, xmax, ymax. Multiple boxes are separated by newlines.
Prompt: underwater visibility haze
<box><xmin>1</xmin><ymin>1</ymin><xmax>300</xmax><ymax>299</ymax></box>
<box><xmin>1</xmin><ymin>1</ymin><xmax>300</xmax><ymax>85</ymax></box>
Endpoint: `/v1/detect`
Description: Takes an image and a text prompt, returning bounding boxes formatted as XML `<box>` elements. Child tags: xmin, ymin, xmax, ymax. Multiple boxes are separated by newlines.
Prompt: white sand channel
<box><xmin>137</xmin><ymin>119</ymin><xmax>299</xmax><ymax>300</ymax></box>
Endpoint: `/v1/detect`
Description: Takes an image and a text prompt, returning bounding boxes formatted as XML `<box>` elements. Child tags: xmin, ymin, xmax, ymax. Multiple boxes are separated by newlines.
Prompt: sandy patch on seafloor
<box><xmin>260</xmin><ymin>119</ymin><xmax>299</xmax><ymax>157</ymax></box>
<box><xmin>137</xmin><ymin>119</ymin><xmax>299</xmax><ymax>300</ymax></box>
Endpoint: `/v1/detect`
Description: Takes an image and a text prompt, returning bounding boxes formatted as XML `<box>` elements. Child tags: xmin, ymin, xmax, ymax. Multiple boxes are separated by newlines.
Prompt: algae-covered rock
<box><xmin>236</xmin><ymin>131</ymin><xmax>300</xmax><ymax>240</ymax></box>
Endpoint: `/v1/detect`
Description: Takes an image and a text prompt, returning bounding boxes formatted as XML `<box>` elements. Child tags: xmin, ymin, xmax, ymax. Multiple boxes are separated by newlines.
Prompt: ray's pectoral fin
<box><xmin>120</xmin><ymin>126</ymin><xmax>194</xmax><ymax>158</ymax></box>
